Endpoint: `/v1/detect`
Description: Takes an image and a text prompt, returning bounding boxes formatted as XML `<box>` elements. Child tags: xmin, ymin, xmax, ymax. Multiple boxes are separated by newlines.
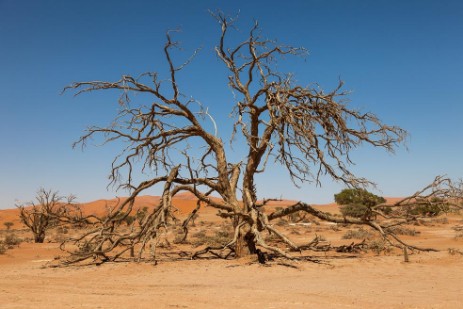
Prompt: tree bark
<box><xmin>234</xmin><ymin>227</ymin><xmax>256</xmax><ymax>258</ymax></box>
<box><xmin>34</xmin><ymin>232</ymin><xmax>45</xmax><ymax>243</ymax></box>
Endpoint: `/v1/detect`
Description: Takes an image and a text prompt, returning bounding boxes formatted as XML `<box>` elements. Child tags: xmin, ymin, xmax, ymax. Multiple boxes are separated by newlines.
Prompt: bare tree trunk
<box><xmin>34</xmin><ymin>231</ymin><xmax>45</xmax><ymax>243</ymax></box>
<box><xmin>233</xmin><ymin>219</ymin><xmax>257</xmax><ymax>258</ymax></box>
<box><xmin>235</xmin><ymin>230</ymin><xmax>256</xmax><ymax>258</ymax></box>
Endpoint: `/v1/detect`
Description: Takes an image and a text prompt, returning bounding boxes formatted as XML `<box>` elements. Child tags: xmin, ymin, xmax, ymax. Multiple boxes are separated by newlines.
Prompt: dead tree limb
<box><xmin>57</xmin><ymin>12</ymin><xmax>460</xmax><ymax>265</ymax></box>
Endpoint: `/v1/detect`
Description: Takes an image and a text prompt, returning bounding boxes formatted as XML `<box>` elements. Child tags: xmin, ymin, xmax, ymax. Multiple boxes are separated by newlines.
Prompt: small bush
<box><xmin>3</xmin><ymin>222</ymin><xmax>14</xmax><ymax>230</ymax></box>
<box><xmin>340</xmin><ymin>204</ymin><xmax>372</xmax><ymax>219</ymax></box>
<box><xmin>4</xmin><ymin>234</ymin><xmax>22</xmax><ymax>247</ymax></box>
<box><xmin>367</xmin><ymin>239</ymin><xmax>391</xmax><ymax>255</ymax></box>
<box><xmin>335</xmin><ymin>188</ymin><xmax>386</xmax><ymax>207</ymax></box>
<box><xmin>342</xmin><ymin>228</ymin><xmax>373</xmax><ymax>240</ymax></box>
<box><xmin>408</xmin><ymin>201</ymin><xmax>450</xmax><ymax>217</ymax></box>
<box><xmin>56</xmin><ymin>226</ymin><xmax>69</xmax><ymax>234</ymax></box>
<box><xmin>173</xmin><ymin>233</ymin><xmax>187</xmax><ymax>244</ymax></box>
<box><xmin>191</xmin><ymin>229</ymin><xmax>230</xmax><ymax>247</ymax></box>
<box><xmin>192</xmin><ymin>230</ymin><xmax>207</xmax><ymax>239</ymax></box>
<box><xmin>376</xmin><ymin>206</ymin><xmax>393</xmax><ymax>215</ymax></box>
<box><xmin>386</xmin><ymin>226</ymin><xmax>419</xmax><ymax>236</ymax></box>
<box><xmin>448</xmin><ymin>248</ymin><xmax>463</xmax><ymax>255</ymax></box>
<box><xmin>336</xmin><ymin>188</ymin><xmax>386</xmax><ymax>220</ymax></box>
<box><xmin>77</xmin><ymin>241</ymin><xmax>96</xmax><ymax>255</ymax></box>
<box><xmin>430</xmin><ymin>217</ymin><xmax>449</xmax><ymax>225</ymax></box>
<box><xmin>0</xmin><ymin>242</ymin><xmax>6</xmax><ymax>254</ymax></box>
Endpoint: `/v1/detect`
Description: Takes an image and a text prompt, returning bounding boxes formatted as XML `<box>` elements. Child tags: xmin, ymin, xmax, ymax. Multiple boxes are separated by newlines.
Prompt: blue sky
<box><xmin>1</xmin><ymin>0</ymin><xmax>462</xmax><ymax>208</ymax></box>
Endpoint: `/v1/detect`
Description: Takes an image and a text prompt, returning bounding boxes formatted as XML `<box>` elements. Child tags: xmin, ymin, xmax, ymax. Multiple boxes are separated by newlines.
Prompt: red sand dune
<box><xmin>0</xmin><ymin>194</ymin><xmax>405</xmax><ymax>228</ymax></box>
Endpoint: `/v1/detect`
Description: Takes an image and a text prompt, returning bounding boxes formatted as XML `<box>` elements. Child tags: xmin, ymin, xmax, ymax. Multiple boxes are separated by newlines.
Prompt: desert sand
<box><xmin>1</xmin><ymin>195</ymin><xmax>462</xmax><ymax>308</ymax></box>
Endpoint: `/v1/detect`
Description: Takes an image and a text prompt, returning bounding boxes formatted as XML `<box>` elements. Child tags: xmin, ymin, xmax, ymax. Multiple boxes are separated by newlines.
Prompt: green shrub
<box><xmin>377</xmin><ymin>206</ymin><xmax>393</xmax><ymax>215</ymax></box>
<box><xmin>336</xmin><ymin>188</ymin><xmax>385</xmax><ymax>220</ymax></box>
<box><xmin>340</xmin><ymin>204</ymin><xmax>371</xmax><ymax>219</ymax></box>
<box><xmin>335</xmin><ymin>188</ymin><xmax>386</xmax><ymax>207</ymax></box>
<box><xmin>408</xmin><ymin>203</ymin><xmax>446</xmax><ymax>217</ymax></box>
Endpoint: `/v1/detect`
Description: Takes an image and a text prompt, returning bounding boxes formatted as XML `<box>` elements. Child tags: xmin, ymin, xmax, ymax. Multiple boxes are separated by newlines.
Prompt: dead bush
<box><xmin>0</xmin><ymin>242</ymin><xmax>6</xmax><ymax>254</ymax></box>
<box><xmin>342</xmin><ymin>228</ymin><xmax>373</xmax><ymax>240</ymax></box>
<box><xmin>431</xmin><ymin>217</ymin><xmax>449</xmax><ymax>224</ymax></box>
<box><xmin>448</xmin><ymin>248</ymin><xmax>463</xmax><ymax>255</ymax></box>
<box><xmin>3</xmin><ymin>234</ymin><xmax>22</xmax><ymax>247</ymax></box>
<box><xmin>386</xmin><ymin>226</ymin><xmax>419</xmax><ymax>236</ymax></box>
<box><xmin>191</xmin><ymin>229</ymin><xmax>231</xmax><ymax>247</ymax></box>
<box><xmin>367</xmin><ymin>239</ymin><xmax>392</xmax><ymax>255</ymax></box>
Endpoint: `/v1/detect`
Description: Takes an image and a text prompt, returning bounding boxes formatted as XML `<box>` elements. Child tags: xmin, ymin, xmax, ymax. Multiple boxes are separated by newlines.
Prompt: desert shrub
<box><xmin>56</xmin><ymin>226</ymin><xmax>69</xmax><ymax>234</ymax></box>
<box><xmin>376</xmin><ymin>206</ymin><xmax>393</xmax><ymax>215</ymax></box>
<box><xmin>3</xmin><ymin>222</ymin><xmax>14</xmax><ymax>230</ymax></box>
<box><xmin>386</xmin><ymin>226</ymin><xmax>419</xmax><ymax>236</ymax></box>
<box><xmin>407</xmin><ymin>199</ymin><xmax>450</xmax><ymax>217</ymax></box>
<box><xmin>335</xmin><ymin>188</ymin><xmax>386</xmax><ymax>207</ymax></box>
<box><xmin>336</xmin><ymin>188</ymin><xmax>386</xmax><ymax>220</ymax></box>
<box><xmin>0</xmin><ymin>242</ymin><xmax>6</xmax><ymax>254</ymax></box>
<box><xmin>125</xmin><ymin>215</ymin><xmax>136</xmax><ymax>226</ymax></box>
<box><xmin>4</xmin><ymin>234</ymin><xmax>22</xmax><ymax>247</ymax></box>
<box><xmin>192</xmin><ymin>230</ymin><xmax>207</xmax><ymax>239</ymax></box>
<box><xmin>448</xmin><ymin>248</ymin><xmax>463</xmax><ymax>255</ymax></box>
<box><xmin>173</xmin><ymin>232</ymin><xmax>187</xmax><ymax>244</ymax></box>
<box><xmin>136</xmin><ymin>207</ymin><xmax>149</xmax><ymax>224</ymax></box>
<box><xmin>77</xmin><ymin>240</ymin><xmax>97</xmax><ymax>255</ymax></box>
<box><xmin>342</xmin><ymin>228</ymin><xmax>373</xmax><ymax>240</ymax></box>
<box><xmin>455</xmin><ymin>232</ymin><xmax>463</xmax><ymax>240</ymax></box>
<box><xmin>208</xmin><ymin>230</ymin><xmax>231</xmax><ymax>246</ymax></box>
<box><xmin>287</xmin><ymin>211</ymin><xmax>309</xmax><ymax>223</ymax></box>
<box><xmin>52</xmin><ymin>226</ymin><xmax>70</xmax><ymax>243</ymax></box>
<box><xmin>340</xmin><ymin>204</ymin><xmax>371</xmax><ymax>219</ymax></box>
<box><xmin>430</xmin><ymin>217</ymin><xmax>449</xmax><ymax>224</ymax></box>
<box><xmin>215</xmin><ymin>229</ymin><xmax>231</xmax><ymax>238</ymax></box>
<box><xmin>367</xmin><ymin>239</ymin><xmax>391</xmax><ymax>255</ymax></box>
<box><xmin>191</xmin><ymin>229</ymin><xmax>230</xmax><ymax>247</ymax></box>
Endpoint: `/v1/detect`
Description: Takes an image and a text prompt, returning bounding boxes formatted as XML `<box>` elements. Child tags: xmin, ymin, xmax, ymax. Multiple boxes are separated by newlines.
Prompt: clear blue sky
<box><xmin>1</xmin><ymin>0</ymin><xmax>462</xmax><ymax>208</ymax></box>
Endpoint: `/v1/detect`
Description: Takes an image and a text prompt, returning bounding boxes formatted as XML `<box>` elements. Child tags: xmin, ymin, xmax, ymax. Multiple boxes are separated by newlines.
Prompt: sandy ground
<box><xmin>1</xmin><ymin>196</ymin><xmax>463</xmax><ymax>308</ymax></box>
<box><xmin>1</xmin><ymin>243</ymin><xmax>462</xmax><ymax>309</ymax></box>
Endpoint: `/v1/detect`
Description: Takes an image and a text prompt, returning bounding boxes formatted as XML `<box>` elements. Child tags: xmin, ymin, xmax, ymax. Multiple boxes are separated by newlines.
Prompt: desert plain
<box><xmin>1</xmin><ymin>194</ymin><xmax>462</xmax><ymax>308</ymax></box>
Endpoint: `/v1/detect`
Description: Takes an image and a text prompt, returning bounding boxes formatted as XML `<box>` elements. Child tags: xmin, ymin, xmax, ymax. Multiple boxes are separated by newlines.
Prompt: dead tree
<box><xmin>61</xmin><ymin>12</ymin><xmax>461</xmax><ymax>265</ymax></box>
<box><xmin>17</xmin><ymin>188</ymin><xmax>69</xmax><ymax>243</ymax></box>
